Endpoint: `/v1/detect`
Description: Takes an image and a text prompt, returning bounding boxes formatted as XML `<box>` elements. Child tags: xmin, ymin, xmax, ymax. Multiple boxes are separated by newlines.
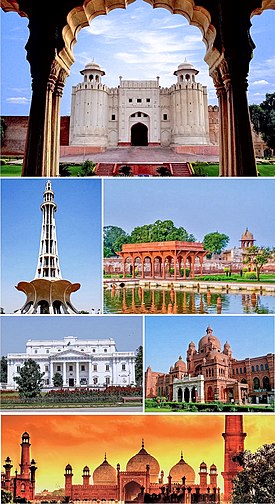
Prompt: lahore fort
<box><xmin>145</xmin><ymin>325</ymin><xmax>275</xmax><ymax>405</ymax></box>
<box><xmin>2</xmin><ymin>416</ymin><xmax>249</xmax><ymax>503</ymax></box>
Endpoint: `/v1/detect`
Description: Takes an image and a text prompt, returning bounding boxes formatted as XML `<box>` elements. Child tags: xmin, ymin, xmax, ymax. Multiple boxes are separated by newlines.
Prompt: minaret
<box><xmin>82</xmin><ymin>465</ymin><xmax>90</xmax><ymax>488</ymax></box>
<box><xmin>30</xmin><ymin>458</ymin><xmax>37</xmax><ymax>499</ymax></box>
<box><xmin>20</xmin><ymin>432</ymin><xmax>31</xmax><ymax>479</ymax></box>
<box><xmin>3</xmin><ymin>456</ymin><xmax>13</xmax><ymax>491</ymax></box>
<box><xmin>15</xmin><ymin>180</ymin><xmax>81</xmax><ymax>314</ymax></box>
<box><xmin>35</xmin><ymin>180</ymin><xmax>61</xmax><ymax>280</ymax></box>
<box><xmin>65</xmin><ymin>464</ymin><xmax>73</xmax><ymax>499</ymax></box>
<box><xmin>222</xmin><ymin>415</ymin><xmax>247</xmax><ymax>503</ymax></box>
<box><xmin>199</xmin><ymin>461</ymin><xmax>208</xmax><ymax>492</ymax></box>
<box><xmin>209</xmin><ymin>463</ymin><xmax>218</xmax><ymax>488</ymax></box>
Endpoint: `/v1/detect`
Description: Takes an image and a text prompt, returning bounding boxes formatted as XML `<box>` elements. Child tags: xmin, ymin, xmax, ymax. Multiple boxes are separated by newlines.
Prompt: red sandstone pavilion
<box><xmin>2</xmin><ymin>417</ymin><xmax>249</xmax><ymax>503</ymax></box>
<box><xmin>116</xmin><ymin>241</ymin><xmax>208</xmax><ymax>280</ymax></box>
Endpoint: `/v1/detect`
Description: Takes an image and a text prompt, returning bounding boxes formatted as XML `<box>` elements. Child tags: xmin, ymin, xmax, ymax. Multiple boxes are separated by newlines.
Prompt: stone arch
<box><xmin>131</xmin><ymin>122</ymin><xmax>148</xmax><ymax>146</ymax></box>
<box><xmin>207</xmin><ymin>386</ymin><xmax>214</xmax><ymax>401</ymax></box>
<box><xmin>253</xmin><ymin>377</ymin><xmax>260</xmax><ymax>390</ymax></box>
<box><xmin>178</xmin><ymin>387</ymin><xmax>183</xmax><ymax>402</ymax></box>
<box><xmin>184</xmin><ymin>387</ymin><xmax>190</xmax><ymax>402</ymax></box>
<box><xmin>263</xmin><ymin>376</ymin><xmax>271</xmax><ymax>390</ymax></box>
<box><xmin>124</xmin><ymin>480</ymin><xmax>142</xmax><ymax>502</ymax></box>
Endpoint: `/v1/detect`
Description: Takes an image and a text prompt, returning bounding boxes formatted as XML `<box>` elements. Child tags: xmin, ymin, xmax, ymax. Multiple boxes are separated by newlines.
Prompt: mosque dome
<box><xmin>169</xmin><ymin>453</ymin><xmax>195</xmax><ymax>485</ymax></box>
<box><xmin>93</xmin><ymin>455</ymin><xmax>116</xmax><ymax>485</ymax></box>
<box><xmin>126</xmin><ymin>440</ymin><xmax>160</xmax><ymax>483</ymax></box>
<box><xmin>198</xmin><ymin>326</ymin><xmax>221</xmax><ymax>353</ymax></box>
<box><xmin>174</xmin><ymin>61</ymin><xmax>199</xmax><ymax>75</ymax></box>
<box><xmin>241</xmin><ymin>228</ymin><xmax>254</xmax><ymax>240</ymax></box>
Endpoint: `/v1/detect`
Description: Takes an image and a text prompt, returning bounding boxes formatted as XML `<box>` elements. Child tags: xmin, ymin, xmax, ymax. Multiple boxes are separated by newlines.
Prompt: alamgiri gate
<box><xmin>2</xmin><ymin>416</ymin><xmax>248</xmax><ymax>503</ymax></box>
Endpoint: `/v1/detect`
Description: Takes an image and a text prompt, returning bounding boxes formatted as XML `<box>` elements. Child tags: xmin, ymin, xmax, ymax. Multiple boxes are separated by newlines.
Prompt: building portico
<box><xmin>117</xmin><ymin>241</ymin><xmax>208</xmax><ymax>280</ymax></box>
<box><xmin>7</xmin><ymin>336</ymin><xmax>136</xmax><ymax>389</ymax></box>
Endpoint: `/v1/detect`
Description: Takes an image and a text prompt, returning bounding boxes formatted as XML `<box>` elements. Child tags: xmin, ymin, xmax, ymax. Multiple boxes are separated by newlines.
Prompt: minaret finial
<box><xmin>142</xmin><ymin>438</ymin><xmax>144</xmax><ymax>449</ymax></box>
<box><xmin>104</xmin><ymin>452</ymin><xmax>107</xmax><ymax>462</ymax></box>
<box><xmin>180</xmin><ymin>450</ymin><xmax>183</xmax><ymax>460</ymax></box>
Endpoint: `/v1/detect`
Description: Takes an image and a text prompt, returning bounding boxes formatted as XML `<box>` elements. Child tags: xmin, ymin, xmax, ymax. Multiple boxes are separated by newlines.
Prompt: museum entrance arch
<box><xmin>2</xmin><ymin>0</ymin><xmax>274</xmax><ymax>177</ymax></box>
<box><xmin>124</xmin><ymin>481</ymin><xmax>142</xmax><ymax>502</ymax></box>
<box><xmin>131</xmin><ymin>123</ymin><xmax>148</xmax><ymax>146</ymax></box>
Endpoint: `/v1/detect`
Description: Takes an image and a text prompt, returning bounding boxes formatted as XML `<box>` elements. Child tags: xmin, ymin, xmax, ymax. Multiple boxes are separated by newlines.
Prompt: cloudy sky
<box><xmin>1</xmin><ymin>3</ymin><xmax>274</xmax><ymax>116</ymax></box>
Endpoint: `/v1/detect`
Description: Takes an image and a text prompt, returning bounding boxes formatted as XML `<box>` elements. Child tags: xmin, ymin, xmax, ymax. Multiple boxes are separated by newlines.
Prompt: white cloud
<box><xmin>251</xmin><ymin>79</ymin><xmax>269</xmax><ymax>86</ymax></box>
<box><xmin>6</xmin><ymin>97</ymin><xmax>30</xmax><ymax>105</ymax></box>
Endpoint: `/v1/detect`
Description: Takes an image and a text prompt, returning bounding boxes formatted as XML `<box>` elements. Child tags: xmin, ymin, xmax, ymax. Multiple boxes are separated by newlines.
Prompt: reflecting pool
<box><xmin>104</xmin><ymin>286</ymin><xmax>275</xmax><ymax>314</ymax></box>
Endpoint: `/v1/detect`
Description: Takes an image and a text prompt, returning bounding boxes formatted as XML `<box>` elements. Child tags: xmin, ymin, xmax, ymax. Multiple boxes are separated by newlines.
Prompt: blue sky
<box><xmin>1</xmin><ymin>179</ymin><xmax>102</xmax><ymax>313</ymax></box>
<box><xmin>104</xmin><ymin>178</ymin><xmax>275</xmax><ymax>249</ymax></box>
<box><xmin>145</xmin><ymin>315</ymin><xmax>275</xmax><ymax>371</ymax></box>
<box><xmin>1</xmin><ymin>315</ymin><xmax>142</xmax><ymax>355</ymax></box>
<box><xmin>1</xmin><ymin>4</ymin><xmax>274</xmax><ymax>116</ymax></box>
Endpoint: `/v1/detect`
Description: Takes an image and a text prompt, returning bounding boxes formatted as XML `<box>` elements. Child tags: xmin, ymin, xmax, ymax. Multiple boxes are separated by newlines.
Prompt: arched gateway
<box><xmin>2</xmin><ymin>0</ymin><xmax>274</xmax><ymax>177</ymax></box>
<box><xmin>131</xmin><ymin>123</ymin><xmax>148</xmax><ymax>146</ymax></box>
<box><xmin>117</xmin><ymin>241</ymin><xmax>208</xmax><ymax>280</ymax></box>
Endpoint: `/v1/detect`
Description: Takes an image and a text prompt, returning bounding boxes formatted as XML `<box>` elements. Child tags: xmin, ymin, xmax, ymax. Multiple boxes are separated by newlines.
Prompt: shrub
<box><xmin>244</xmin><ymin>271</ymin><xmax>257</xmax><ymax>280</ymax></box>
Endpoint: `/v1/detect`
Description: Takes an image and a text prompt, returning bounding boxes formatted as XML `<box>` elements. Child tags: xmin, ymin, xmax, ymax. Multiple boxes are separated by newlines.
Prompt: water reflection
<box><xmin>104</xmin><ymin>286</ymin><xmax>275</xmax><ymax>314</ymax></box>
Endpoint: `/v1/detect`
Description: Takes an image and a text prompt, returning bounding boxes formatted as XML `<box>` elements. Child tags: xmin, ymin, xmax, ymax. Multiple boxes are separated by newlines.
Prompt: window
<box><xmin>265</xmin><ymin>363</ymin><xmax>269</xmax><ymax>370</ymax></box>
<box><xmin>240</xmin><ymin>367</ymin><xmax>242</xmax><ymax>374</ymax></box>
<box><xmin>256</xmin><ymin>365</ymin><xmax>259</xmax><ymax>372</ymax></box>
<box><xmin>81</xmin><ymin>349</ymin><xmax>84</xmax><ymax>352</ymax></box>
<box><xmin>122</xmin><ymin>364</ymin><xmax>126</xmax><ymax>371</ymax></box>
<box><xmin>69</xmin><ymin>365</ymin><xmax>73</xmax><ymax>372</ymax></box>
<box><xmin>106</xmin><ymin>364</ymin><xmax>110</xmax><ymax>371</ymax></box>
<box><xmin>104</xmin><ymin>349</ymin><xmax>107</xmax><ymax>353</ymax></box>
<box><xmin>93</xmin><ymin>377</ymin><xmax>98</xmax><ymax>385</ymax></box>
<box><xmin>111</xmin><ymin>114</ymin><xmax>116</xmax><ymax>120</ymax></box>
<box><xmin>46</xmin><ymin>349</ymin><xmax>49</xmax><ymax>353</ymax></box>
<box><xmin>236</xmin><ymin>369</ymin><xmax>239</xmax><ymax>374</ymax></box>
<box><xmin>146</xmin><ymin>98</ymin><xmax>150</xmax><ymax>103</ymax></box>
<box><xmin>252</xmin><ymin>366</ymin><xmax>255</xmax><ymax>372</ymax></box>
<box><xmin>137</xmin><ymin>98</ymin><xmax>142</xmax><ymax>103</ymax></box>
<box><xmin>17</xmin><ymin>366</ymin><xmax>20</xmax><ymax>372</ymax></box>
<box><xmin>34</xmin><ymin>350</ymin><xmax>38</xmax><ymax>354</ymax></box>
<box><xmin>106</xmin><ymin>377</ymin><xmax>110</xmax><ymax>385</ymax></box>
<box><xmin>244</xmin><ymin>366</ymin><xmax>246</xmax><ymax>373</ymax></box>
<box><xmin>163</xmin><ymin>114</ymin><xmax>168</xmax><ymax>120</ymax></box>
<box><xmin>45</xmin><ymin>365</ymin><xmax>49</xmax><ymax>372</ymax></box>
<box><xmin>93</xmin><ymin>365</ymin><xmax>98</xmax><ymax>371</ymax></box>
<box><xmin>137</xmin><ymin>112</ymin><xmax>142</xmax><ymax>117</ymax></box>
<box><xmin>57</xmin><ymin>365</ymin><xmax>61</xmax><ymax>372</ymax></box>
<box><xmin>81</xmin><ymin>365</ymin><xmax>85</xmax><ymax>371</ymax></box>
<box><xmin>129</xmin><ymin>98</ymin><xmax>133</xmax><ymax>103</ymax></box>
<box><xmin>92</xmin><ymin>349</ymin><xmax>96</xmax><ymax>353</ymax></box>
<box><xmin>260</xmin><ymin>364</ymin><xmax>264</xmax><ymax>371</ymax></box>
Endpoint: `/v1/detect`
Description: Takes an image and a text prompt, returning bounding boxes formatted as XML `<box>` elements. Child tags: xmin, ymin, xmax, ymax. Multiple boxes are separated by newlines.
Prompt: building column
<box><xmin>63</xmin><ymin>362</ymin><xmax>66</xmax><ymax>386</ymax></box>
<box><xmin>75</xmin><ymin>362</ymin><xmax>80</xmax><ymax>386</ymax></box>
<box><xmin>50</xmin><ymin>361</ymin><xmax>54</xmax><ymax>385</ymax></box>
<box><xmin>88</xmin><ymin>360</ymin><xmax>92</xmax><ymax>386</ymax></box>
<box><xmin>113</xmin><ymin>359</ymin><xmax>117</xmax><ymax>385</ymax></box>
<box><xmin>141</xmin><ymin>259</ymin><xmax>145</xmax><ymax>279</ymax></box>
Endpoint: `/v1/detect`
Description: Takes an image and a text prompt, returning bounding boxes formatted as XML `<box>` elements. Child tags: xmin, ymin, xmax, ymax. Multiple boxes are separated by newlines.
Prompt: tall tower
<box><xmin>65</xmin><ymin>464</ymin><xmax>74</xmax><ymax>499</ymax></box>
<box><xmin>20</xmin><ymin>432</ymin><xmax>31</xmax><ymax>479</ymax></box>
<box><xmin>240</xmin><ymin>228</ymin><xmax>255</xmax><ymax>249</ymax></box>
<box><xmin>35</xmin><ymin>180</ymin><xmax>61</xmax><ymax>280</ymax></box>
<box><xmin>222</xmin><ymin>415</ymin><xmax>247</xmax><ymax>502</ymax></box>
<box><xmin>15</xmin><ymin>181</ymin><xmax>80</xmax><ymax>314</ymax></box>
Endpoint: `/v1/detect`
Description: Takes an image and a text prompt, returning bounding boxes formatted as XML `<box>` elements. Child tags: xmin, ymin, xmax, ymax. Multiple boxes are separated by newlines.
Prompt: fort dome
<box><xmin>241</xmin><ymin>228</ymin><xmax>254</xmax><ymax>240</ymax></box>
<box><xmin>126</xmin><ymin>440</ymin><xmax>160</xmax><ymax>483</ymax></box>
<box><xmin>174</xmin><ymin>355</ymin><xmax>187</xmax><ymax>372</ymax></box>
<box><xmin>93</xmin><ymin>455</ymin><xmax>116</xmax><ymax>485</ymax></box>
<box><xmin>169</xmin><ymin>453</ymin><xmax>195</xmax><ymax>485</ymax></box>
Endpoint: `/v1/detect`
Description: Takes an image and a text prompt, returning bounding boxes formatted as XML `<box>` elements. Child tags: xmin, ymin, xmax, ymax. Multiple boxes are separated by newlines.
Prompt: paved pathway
<box><xmin>60</xmin><ymin>146</ymin><xmax>219</xmax><ymax>164</ymax></box>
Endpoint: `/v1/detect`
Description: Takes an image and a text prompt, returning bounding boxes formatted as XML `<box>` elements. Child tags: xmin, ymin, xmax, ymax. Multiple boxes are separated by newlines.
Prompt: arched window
<box><xmin>263</xmin><ymin>376</ymin><xmax>270</xmax><ymax>390</ymax></box>
<box><xmin>265</xmin><ymin>363</ymin><xmax>269</xmax><ymax>370</ymax></box>
<box><xmin>260</xmin><ymin>364</ymin><xmax>264</xmax><ymax>371</ymax></box>
<box><xmin>252</xmin><ymin>366</ymin><xmax>255</xmax><ymax>372</ymax></box>
<box><xmin>256</xmin><ymin>365</ymin><xmax>259</xmax><ymax>371</ymax></box>
<box><xmin>253</xmin><ymin>377</ymin><xmax>260</xmax><ymax>390</ymax></box>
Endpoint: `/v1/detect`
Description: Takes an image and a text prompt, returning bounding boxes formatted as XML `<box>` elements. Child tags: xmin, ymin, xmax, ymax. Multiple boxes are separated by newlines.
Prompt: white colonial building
<box><xmin>7</xmin><ymin>336</ymin><xmax>136</xmax><ymax>388</ymax></box>
<box><xmin>69</xmin><ymin>60</ymin><xmax>210</xmax><ymax>148</ymax></box>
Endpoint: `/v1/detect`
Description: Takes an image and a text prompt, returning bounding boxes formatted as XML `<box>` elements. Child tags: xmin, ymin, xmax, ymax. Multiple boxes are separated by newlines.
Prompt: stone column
<box><xmin>63</xmin><ymin>362</ymin><xmax>66</xmax><ymax>386</ymax></box>
<box><xmin>50</xmin><ymin>361</ymin><xmax>54</xmax><ymax>385</ymax></box>
<box><xmin>141</xmin><ymin>259</ymin><xmax>145</xmax><ymax>279</ymax></box>
<box><xmin>75</xmin><ymin>362</ymin><xmax>80</xmax><ymax>386</ymax></box>
<box><xmin>88</xmin><ymin>360</ymin><xmax>92</xmax><ymax>386</ymax></box>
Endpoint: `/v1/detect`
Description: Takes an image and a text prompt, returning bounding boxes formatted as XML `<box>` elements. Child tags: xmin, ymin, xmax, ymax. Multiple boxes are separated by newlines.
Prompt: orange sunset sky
<box><xmin>2</xmin><ymin>414</ymin><xmax>275</xmax><ymax>493</ymax></box>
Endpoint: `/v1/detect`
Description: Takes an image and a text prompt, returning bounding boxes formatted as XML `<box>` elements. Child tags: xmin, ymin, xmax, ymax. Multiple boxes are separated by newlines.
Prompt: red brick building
<box><xmin>1</xmin><ymin>432</ymin><xmax>37</xmax><ymax>501</ymax></box>
<box><xmin>145</xmin><ymin>326</ymin><xmax>274</xmax><ymax>405</ymax></box>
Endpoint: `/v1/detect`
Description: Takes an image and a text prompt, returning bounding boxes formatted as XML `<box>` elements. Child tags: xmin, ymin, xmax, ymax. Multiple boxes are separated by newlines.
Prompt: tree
<box><xmin>52</xmin><ymin>372</ymin><xmax>63</xmax><ymax>387</ymax></box>
<box><xmin>104</xmin><ymin>225</ymin><xmax>129</xmax><ymax>257</ymax></box>
<box><xmin>243</xmin><ymin>246</ymin><xmax>275</xmax><ymax>281</ymax></box>
<box><xmin>232</xmin><ymin>444</ymin><xmax>275</xmax><ymax>503</ymax></box>
<box><xmin>0</xmin><ymin>356</ymin><xmax>7</xmax><ymax>382</ymax></box>
<box><xmin>135</xmin><ymin>346</ymin><xmax>143</xmax><ymax>387</ymax></box>
<box><xmin>0</xmin><ymin>118</ymin><xmax>7</xmax><ymax>145</ymax></box>
<box><xmin>130</xmin><ymin>220</ymin><xmax>196</xmax><ymax>244</ymax></box>
<box><xmin>13</xmin><ymin>359</ymin><xmax>44</xmax><ymax>399</ymax></box>
<box><xmin>249</xmin><ymin>93</ymin><xmax>275</xmax><ymax>151</ymax></box>
<box><xmin>203</xmin><ymin>232</ymin><xmax>230</xmax><ymax>257</ymax></box>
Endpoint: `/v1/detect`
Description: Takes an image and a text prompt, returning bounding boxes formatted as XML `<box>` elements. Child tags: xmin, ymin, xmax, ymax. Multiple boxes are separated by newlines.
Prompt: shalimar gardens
<box><xmin>103</xmin><ymin>179</ymin><xmax>275</xmax><ymax>314</ymax></box>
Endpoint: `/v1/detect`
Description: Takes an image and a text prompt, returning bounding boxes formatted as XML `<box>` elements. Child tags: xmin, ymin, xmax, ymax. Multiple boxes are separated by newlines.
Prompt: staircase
<box><xmin>170</xmin><ymin>163</ymin><xmax>192</xmax><ymax>177</ymax></box>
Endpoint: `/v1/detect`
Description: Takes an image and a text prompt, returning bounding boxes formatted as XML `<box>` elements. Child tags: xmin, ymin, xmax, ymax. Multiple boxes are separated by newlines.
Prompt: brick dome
<box><xmin>241</xmin><ymin>228</ymin><xmax>254</xmax><ymax>240</ymax></box>
<box><xmin>93</xmin><ymin>455</ymin><xmax>116</xmax><ymax>485</ymax></box>
<box><xmin>198</xmin><ymin>326</ymin><xmax>221</xmax><ymax>353</ymax></box>
<box><xmin>126</xmin><ymin>440</ymin><xmax>160</xmax><ymax>483</ymax></box>
<box><xmin>174</xmin><ymin>355</ymin><xmax>187</xmax><ymax>372</ymax></box>
<box><xmin>169</xmin><ymin>453</ymin><xmax>195</xmax><ymax>485</ymax></box>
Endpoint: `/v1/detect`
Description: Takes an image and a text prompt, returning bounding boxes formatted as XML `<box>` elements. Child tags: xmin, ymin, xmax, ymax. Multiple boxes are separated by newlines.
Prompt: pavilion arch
<box><xmin>1</xmin><ymin>0</ymin><xmax>274</xmax><ymax>176</ymax></box>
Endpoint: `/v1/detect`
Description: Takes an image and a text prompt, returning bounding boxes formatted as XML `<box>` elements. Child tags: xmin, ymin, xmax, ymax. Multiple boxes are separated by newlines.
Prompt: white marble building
<box><xmin>173</xmin><ymin>374</ymin><xmax>205</xmax><ymax>403</ymax></box>
<box><xmin>69</xmin><ymin>60</ymin><xmax>210</xmax><ymax>148</ymax></box>
<box><xmin>7</xmin><ymin>336</ymin><xmax>136</xmax><ymax>388</ymax></box>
